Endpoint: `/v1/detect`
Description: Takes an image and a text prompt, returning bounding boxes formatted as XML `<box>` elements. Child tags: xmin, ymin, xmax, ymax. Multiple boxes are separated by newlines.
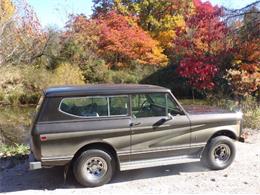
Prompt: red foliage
<box><xmin>175</xmin><ymin>0</ymin><xmax>228</xmax><ymax>90</ymax></box>
<box><xmin>178</xmin><ymin>56</ymin><xmax>218</xmax><ymax>90</ymax></box>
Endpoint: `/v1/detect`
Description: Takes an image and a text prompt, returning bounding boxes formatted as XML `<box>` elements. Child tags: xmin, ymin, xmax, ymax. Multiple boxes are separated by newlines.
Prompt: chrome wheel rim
<box><xmin>84</xmin><ymin>157</ymin><xmax>108</xmax><ymax>182</ymax></box>
<box><xmin>213</xmin><ymin>144</ymin><xmax>231</xmax><ymax>165</ymax></box>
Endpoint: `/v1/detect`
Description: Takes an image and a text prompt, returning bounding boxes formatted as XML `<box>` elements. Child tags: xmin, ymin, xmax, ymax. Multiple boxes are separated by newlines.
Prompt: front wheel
<box><xmin>73</xmin><ymin>149</ymin><xmax>115</xmax><ymax>187</ymax></box>
<box><xmin>202</xmin><ymin>136</ymin><xmax>236</xmax><ymax>170</ymax></box>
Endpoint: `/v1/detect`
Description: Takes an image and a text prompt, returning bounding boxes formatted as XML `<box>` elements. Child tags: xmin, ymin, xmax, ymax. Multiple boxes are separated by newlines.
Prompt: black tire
<box><xmin>201</xmin><ymin>136</ymin><xmax>236</xmax><ymax>170</ymax></box>
<box><xmin>73</xmin><ymin>149</ymin><xmax>115</xmax><ymax>187</ymax></box>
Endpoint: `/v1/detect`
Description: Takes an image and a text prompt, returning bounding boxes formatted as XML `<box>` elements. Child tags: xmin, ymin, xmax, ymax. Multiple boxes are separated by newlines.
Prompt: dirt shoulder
<box><xmin>1</xmin><ymin>130</ymin><xmax>260</xmax><ymax>194</ymax></box>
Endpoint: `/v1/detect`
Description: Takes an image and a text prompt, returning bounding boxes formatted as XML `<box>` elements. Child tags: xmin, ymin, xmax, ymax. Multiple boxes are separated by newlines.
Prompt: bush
<box><xmin>80</xmin><ymin>58</ymin><xmax>109</xmax><ymax>83</ymax></box>
<box><xmin>107</xmin><ymin>64</ymin><xmax>157</xmax><ymax>84</ymax></box>
<box><xmin>108</xmin><ymin>70</ymin><xmax>139</xmax><ymax>83</ymax></box>
<box><xmin>19</xmin><ymin>93</ymin><xmax>40</xmax><ymax>105</ymax></box>
<box><xmin>7</xmin><ymin>92</ymin><xmax>21</xmax><ymax>105</ymax></box>
<box><xmin>22</xmin><ymin>63</ymin><xmax>84</xmax><ymax>89</ymax></box>
<box><xmin>51</xmin><ymin>63</ymin><xmax>85</xmax><ymax>85</ymax></box>
<box><xmin>0</xmin><ymin>91</ymin><xmax>4</xmax><ymax>102</ymax></box>
<box><xmin>0</xmin><ymin>63</ymin><xmax>85</xmax><ymax>105</ymax></box>
<box><xmin>243</xmin><ymin>108</ymin><xmax>260</xmax><ymax>129</ymax></box>
<box><xmin>0</xmin><ymin>144</ymin><xmax>30</xmax><ymax>158</ymax></box>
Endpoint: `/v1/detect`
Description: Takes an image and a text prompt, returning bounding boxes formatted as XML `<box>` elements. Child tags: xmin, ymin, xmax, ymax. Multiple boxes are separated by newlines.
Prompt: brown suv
<box><xmin>29</xmin><ymin>84</ymin><xmax>244</xmax><ymax>187</ymax></box>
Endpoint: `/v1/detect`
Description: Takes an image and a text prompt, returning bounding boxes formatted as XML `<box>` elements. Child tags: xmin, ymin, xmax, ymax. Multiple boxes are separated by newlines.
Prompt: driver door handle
<box><xmin>129</xmin><ymin>122</ymin><xmax>141</xmax><ymax>127</ymax></box>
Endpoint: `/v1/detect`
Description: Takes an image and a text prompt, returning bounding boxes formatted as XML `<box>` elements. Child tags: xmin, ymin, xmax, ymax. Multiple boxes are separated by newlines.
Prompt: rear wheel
<box><xmin>202</xmin><ymin>136</ymin><xmax>236</xmax><ymax>170</ymax></box>
<box><xmin>73</xmin><ymin>149</ymin><xmax>115</xmax><ymax>187</ymax></box>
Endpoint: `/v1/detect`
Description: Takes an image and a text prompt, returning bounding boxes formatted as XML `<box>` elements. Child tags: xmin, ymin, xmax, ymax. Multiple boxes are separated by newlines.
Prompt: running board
<box><xmin>120</xmin><ymin>156</ymin><xmax>200</xmax><ymax>171</ymax></box>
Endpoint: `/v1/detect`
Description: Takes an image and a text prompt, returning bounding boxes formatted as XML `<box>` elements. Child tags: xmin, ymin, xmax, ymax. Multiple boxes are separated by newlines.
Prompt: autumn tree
<box><xmin>0</xmin><ymin>0</ymin><xmax>47</xmax><ymax>65</ymax></box>
<box><xmin>227</xmin><ymin>6</ymin><xmax>260</xmax><ymax>98</ymax></box>
<box><xmin>92</xmin><ymin>0</ymin><xmax>192</xmax><ymax>51</ymax></box>
<box><xmin>62</xmin><ymin>14</ymin><xmax>108</xmax><ymax>82</ymax></box>
<box><xmin>65</xmin><ymin>12</ymin><xmax>168</xmax><ymax>69</ymax></box>
<box><xmin>0</xmin><ymin>0</ymin><xmax>15</xmax><ymax>64</ymax></box>
<box><xmin>97</xmin><ymin>11</ymin><xmax>168</xmax><ymax>68</ymax></box>
<box><xmin>175</xmin><ymin>0</ymin><xmax>228</xmax><ymax>90</ymax></box>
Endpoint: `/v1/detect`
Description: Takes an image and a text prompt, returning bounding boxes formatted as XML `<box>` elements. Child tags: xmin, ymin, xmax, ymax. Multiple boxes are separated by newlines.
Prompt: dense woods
<box><xmin>0</xmin><ymin>0</ymin><xmax>259</xmax><ymax>104</ymax></box>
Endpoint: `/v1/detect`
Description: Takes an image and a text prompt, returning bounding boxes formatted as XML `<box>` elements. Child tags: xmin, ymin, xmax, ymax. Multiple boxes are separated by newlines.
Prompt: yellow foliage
<box><xmin>157</xmin><ymin>30</ymin><xmax>176</xmax><ymax>48</ymax></box>
<box><xmin>0</xmin><ymin>0</ymin><xmax>15</xmax><ymax>23</ymax></box>
<box><xmin>173</xmin><ymin>15</ymin><xmax>185</xmax><ymax>28</ymax></box>
<box><xmin>51</xmin><ymin>63</ymin><xmax>85</xmax><ymax>86</ymax></box>
<box><xmin>156</xmin><ymin>15</ymin><xmax>185</xmax><ymax>49</ymax></box>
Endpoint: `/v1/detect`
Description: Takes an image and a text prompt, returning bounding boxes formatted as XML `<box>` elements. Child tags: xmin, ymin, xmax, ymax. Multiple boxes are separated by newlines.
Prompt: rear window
<box><xmin>59</xmin><ymin>96</ymin><xmax>128</xmax><ymax>118</ymax></box>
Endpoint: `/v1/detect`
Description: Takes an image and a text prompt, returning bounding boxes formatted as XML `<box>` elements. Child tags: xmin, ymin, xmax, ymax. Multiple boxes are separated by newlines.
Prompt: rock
<box><xmin>211</xmin><ymin>178</ymin><xmax>216</xmax><ymax>182</ymax></box>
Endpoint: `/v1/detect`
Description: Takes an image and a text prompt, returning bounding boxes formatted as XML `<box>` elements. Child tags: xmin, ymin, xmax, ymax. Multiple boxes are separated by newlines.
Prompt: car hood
<box><xmin>183</xmin><ymin>105</ymin><xmax>233</xmax><ymax>115</ymax></box>
<box><xmin>183</xmin><ymin>105</ymin><xmax>243</xmax><ymax>123</ymax></box>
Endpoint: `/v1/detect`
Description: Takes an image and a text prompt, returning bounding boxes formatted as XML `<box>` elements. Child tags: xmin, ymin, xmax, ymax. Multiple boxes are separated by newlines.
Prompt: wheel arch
<box><xmin>200</xmin><ymin>129</ymin><xmax>237</xmax><ymax>158</ymax></box>
<box><xmin>72</xmin><ymin>141</ymin><xmax>120</xmax><ymax>170</ymax></box>
<box><xmin>207</xmin><ymin>130</ymin><xmax>237</xmax><ymax>143</ymax></box>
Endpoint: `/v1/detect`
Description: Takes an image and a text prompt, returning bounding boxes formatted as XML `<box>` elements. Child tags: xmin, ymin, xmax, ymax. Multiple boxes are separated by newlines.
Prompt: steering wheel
<box><xmin>139</xmin><ymin>100</ymin><xmax>151</xmax><ymax>113</ymax></box>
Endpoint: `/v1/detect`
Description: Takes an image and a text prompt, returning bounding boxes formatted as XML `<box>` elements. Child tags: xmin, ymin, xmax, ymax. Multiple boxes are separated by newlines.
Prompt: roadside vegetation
<box><xmin>0</xmin><ymin>0</ymin><xmax>259</xmax><ymax>156</ymax></box>
<box><xmin>0</xmin><ymin>143</ymin><xmax>29</xmax><ymax>158</ymax></box>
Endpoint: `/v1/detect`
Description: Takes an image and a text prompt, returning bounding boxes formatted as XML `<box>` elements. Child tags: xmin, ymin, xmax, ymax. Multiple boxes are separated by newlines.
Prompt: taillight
<box><xmin>40</xmin><ymin>135</ymin><xmax>47</xmax><ymax>141</ymax></box>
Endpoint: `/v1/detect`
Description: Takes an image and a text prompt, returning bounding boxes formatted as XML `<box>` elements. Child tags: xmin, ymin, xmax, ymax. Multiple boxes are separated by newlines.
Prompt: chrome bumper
<box><xmin>29</xmin><ymin>161</ymin><xmax>42</xmax><ymax>170</ymax></box>
<box><xmin>29</xmin><ymin>153</ymin><xmax>42</xmax><ymax>170</ymax></box>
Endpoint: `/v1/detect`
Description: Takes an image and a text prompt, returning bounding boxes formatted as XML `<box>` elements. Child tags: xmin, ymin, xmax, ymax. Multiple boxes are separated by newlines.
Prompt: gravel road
<box><xmin>1</xmin><ymin>131</ymin><xmax>260</xmax><ymax>194</ymax></box>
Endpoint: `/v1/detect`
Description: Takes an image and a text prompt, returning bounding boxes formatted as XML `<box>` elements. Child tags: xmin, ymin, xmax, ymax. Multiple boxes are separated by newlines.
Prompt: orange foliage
<box><xmin>228</xmin><ymin>38</ymin><xmax>260</xmax><ymax>96</ymax></box>
<box><xmin>98</xmin><ymin>11</ymin><xmax>168</xmax><ymax>67</ymax></box>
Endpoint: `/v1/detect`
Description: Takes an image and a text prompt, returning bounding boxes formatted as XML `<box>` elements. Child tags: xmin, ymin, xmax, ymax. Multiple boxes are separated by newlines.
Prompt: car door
<box><xmin>130</xmin><ymin>92</ymin><xmax>191</xmax><ymax>161</ymax></box>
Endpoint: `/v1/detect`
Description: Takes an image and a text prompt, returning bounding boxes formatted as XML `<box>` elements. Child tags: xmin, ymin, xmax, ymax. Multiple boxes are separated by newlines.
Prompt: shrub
<box><xmin>51</xmin><ymin>62</ymin><xmax>85</xmax><ymax>86</ymax></box>
<box><xmin>0</xmin><ymin>144</ymin><xmax>30</xmax><ymax>157</ymax></box>
<box><xmin>0</xmin><ymin>63</ymin><xmax>85</xmax><ymax>105</ymax></box>
<box><xmin>19</xmin><ymin>93</ymin><xmax>40</xmax><ymax>105</ymax></box>
<box><xmin>243</xmin><ymin>108</ymin><xmax>260</xmax><ymax>129</ymax></box>
<box><xmin>108</xmin><ymin>70</ymin><xmax>139</xmax><ymax>83</ymax></box>
<box><xmin>80</xmin><ymin>58</ymin><xmax>109</xmax><ymax>83</ymax></box>
<box><xmin>0</xmin><ymin>91</ymin><xmax>4</xmax><ymax>102</ymax></box>
<box><xmin>6</xmin><ymin>89</ymin><xmax>24</xmax><ymax>105</ymax></box>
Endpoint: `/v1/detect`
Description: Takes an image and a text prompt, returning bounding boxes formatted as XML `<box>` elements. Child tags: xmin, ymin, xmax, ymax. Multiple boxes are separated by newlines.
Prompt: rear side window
<box><xmin>59</xmin><ymin>96</ymin><xmax>128</xmax><ymax>118</ymax></box>
<box><xmin>109</xmin><ymin>96</ymin><xmax>128</xmax><ymax>116</ymax></box>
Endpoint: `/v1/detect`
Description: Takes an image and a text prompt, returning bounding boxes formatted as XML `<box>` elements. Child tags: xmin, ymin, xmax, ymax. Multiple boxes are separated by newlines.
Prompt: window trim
<box><xmin>58</xmin><ymin>95</ymin><xmax>129</xmax><ymax>119</ymax></box>
<box><xmin>166</xmin><ymin>92</ymin><xmax>185</xmax><ymax>115</ymax></box>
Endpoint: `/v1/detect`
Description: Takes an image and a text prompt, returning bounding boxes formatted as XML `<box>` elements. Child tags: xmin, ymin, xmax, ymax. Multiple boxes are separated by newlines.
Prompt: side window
<box><xmin>109</xmin><ymin>96</ymin><xmax>128</xmax><ymax>116</ymax></box>
<box><xmin>167</xmin><ymin>94</ymin><xmax>183</xmax><ymax>115</ymax></box>
<box><xmin>60</xmin><ymin>97</ymin><xmax>108</xmax><ymax>117</ymax></box>
<box><xmin>131</xmin><ymin>93</ymin><xmax>166</xmax><ymax>118</ymax></box>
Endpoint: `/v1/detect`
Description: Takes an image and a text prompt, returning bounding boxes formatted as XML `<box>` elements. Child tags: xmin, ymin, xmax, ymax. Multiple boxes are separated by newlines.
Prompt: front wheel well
<box><xmin>200</xmin><ymin>130</ymin><xmax>237</xmax><ymax>159</ymax></box>
<box><xmin>72</xmin><ymin>142</ymin><xmax>119</xmax><ymax>169</ymax></box>
<box><xmin>208</xmin><ymin>130</ymin><xmax>237</xmax><ymax>143</ymax></box>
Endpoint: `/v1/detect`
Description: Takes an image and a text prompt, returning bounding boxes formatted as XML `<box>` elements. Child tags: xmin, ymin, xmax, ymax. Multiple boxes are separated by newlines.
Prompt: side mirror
<box><xmin>167</xmin><ymin>113</ymin><xmax>174</xmax><ymax>120</ymax></box>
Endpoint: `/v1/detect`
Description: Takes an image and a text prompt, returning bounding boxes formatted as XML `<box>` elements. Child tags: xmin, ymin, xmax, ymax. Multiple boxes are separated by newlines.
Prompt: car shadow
<box><xmin>0</xmin><ymin>159</ymin><xmax>208</xmax><ymax>192</ymax></box>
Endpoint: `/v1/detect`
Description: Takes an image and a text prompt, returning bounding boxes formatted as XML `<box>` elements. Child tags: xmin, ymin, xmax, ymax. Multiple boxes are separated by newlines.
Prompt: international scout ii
<box><xmin>30</xmin><ymin>84</ymin><xmax>243</xmax><ymax>187</ymax></box>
